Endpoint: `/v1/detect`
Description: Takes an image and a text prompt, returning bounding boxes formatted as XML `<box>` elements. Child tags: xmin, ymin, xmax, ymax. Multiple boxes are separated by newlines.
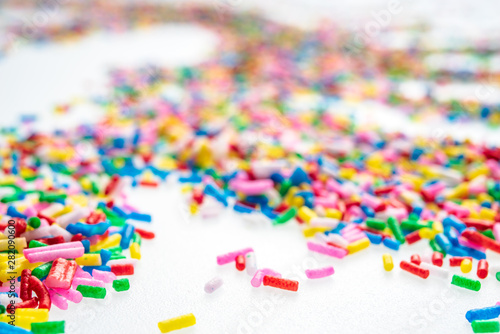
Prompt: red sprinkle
<box><xmin>405</xmin><ymin>230</ymin><xmax>421</xmax><ymax>244</ymax></box>
<box><xmin>410</xmin><ymin>254</ymin><xmax>421</xmax><ymax>265</ymax></box>
<box><xmin>431</xmin><ymin>251</ymin><xmax>443</xmax><ymax>267</ymax></box>
<box><xmin>262</xmin><ymin>275</ymin><xmax>298</xmax><ymax>291</ymax></box>
<box><xmin>400</xmin><ymin>261</ymin><xmax>429</xmax><ymax>279</ymax></box>
<box><xmin>449</xmin><ymin>256</ymin><xmax>472</xmax><ymax>267</ymax></box>
<box><xmin>235</xmin><ymin>254</ymin><xmax>246</xmax><ymax>271</ymax></box>
<box><xmin>462</xmin><ymin>229</ymin><xmax>500</xmax><ymax>253</ymax></box>
<box><xmin>134</xmin><ymin>228</ymin><xmax>155</xmax><ymax>239</ymax></box>
<box><xmin>477</xmin><ymin>259</ymin><xmax>489</xmax><ymax>279</ymax></box>
<box><xmin>110</xmin><ymin>264</ymin><xmax>135</xmax><ymax>276</ymax></box>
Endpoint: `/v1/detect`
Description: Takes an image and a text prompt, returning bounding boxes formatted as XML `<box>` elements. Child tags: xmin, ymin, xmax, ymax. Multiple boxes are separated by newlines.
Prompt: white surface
<box><xmin>1</xmin><ymin>2</ymin><xmax>500</xmax><ymax>334</ymax></box>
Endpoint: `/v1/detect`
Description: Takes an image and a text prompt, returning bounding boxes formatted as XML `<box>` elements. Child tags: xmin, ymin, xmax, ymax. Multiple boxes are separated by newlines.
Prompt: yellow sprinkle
<box><xmin>325</xmin><ymin>208</ymin><xmax>342</xmax><ymax>220</ymax></box>
<box><xmin>284</xmin><ymin>186</ymin><xmax>299</xmax><ymax>205</ymax></box>
<box><xmin>480</xmin><ymin>207</ymin><xmax>496</xmax><ymax>221</ymax></box>
<box><xmin>382</xmin><ymin>253</ymin><xmax>393</xmax><ymax>271</ymax></box>
<box><xmin>297</xmin><ymin>206</ymin><xmax>317</xmax><ymax>223</ymax></box>
<box><xmin>445</xmin><ymin>183</ymin><xmax>468</xmax><ymax>199</ymax></box>
<box><xmin>130</xmin><ymin>242</ymin><xmax>141</xmax><ymax>260</ymax></box>
<box><xmin>339</xmin><ymin>167</ymin><xmax>356</xmax><ymax>180</ymax></box>
<box><xmin>52</xmin><ymin>206</ymin><xmax>73</xmax><ymax>218</ymax></box>
<box><xmin>69</xmin><ymin>194</ymin><xmax>88</xmax><ymax>207</ymax></box>
<box><xmin>0</xmin><ymin>237</ymin><xmax>27</xmax><ymax>252</ymax></box>
<box><xmin>347</xmin><ymin>238</ymin><xmax>370</xmax><ymax>254</ymax></box>
<box><xmin>419</xmin><ymin>227</ymin><xmax>436</xmax><ymax>239</ymax></box>
<box><xmin>432</xmin><ymin>221</ymin><xmax>444</xmax><ymax>234</ymax></box>
<box><xmin>158</xmin><ymin>313</ymin><xmax>196</xmax><ymax>333</ymax></box>
<box><xmin>0</xmin><ymin>314</ymin><xmax>35</xmax><ymax>330</ymax></box>
<box><xmin>302</xmin><ymin>226</ymin><xmax>330</xmax><ymax>238</ymax></box>
<box><xmin>467</xmin><ymin>165</ymin><xmax>489</xmax><ymax>180</ymax></box>
<box><xmin>189</xmin><ymin>203</ymin><xmax>198</xmax><ymax>215</ymax></box>
<box><xmin>90</xmin><ymin>234</ymin><xmax>121</xmax><ymax>252</ymax></box>
<box><xmin>16</xmin><ymin>308</ymin><xmax>49</xmax><ymax>322</ymax></box>
<box><xmin>76</xmin><ymin>254</ymin><xmax>102</xmax><ymax>266</ymax></box>
<box><xmin>181</xmin><ymin>185</ymin><xmax>192</xmax><ymax>194</ymax></box>
<box><xmin>291</xmin><ymin>196</ymin><xmax>305</xmax><ymax>208</ymax></box>
<box><xmin>478</xmin><ymin>193</ymin><xmax>493</xmax><ymax>203</ymax></box>
<box><xmin>461</xmin><ymin>259</ymin><xmax>472</xmax><ymax>274</ymax></box>
<box><xmin>80</xmin><ymin>178</ymin><xmax>92</xmax><ymax>191</ymax></box>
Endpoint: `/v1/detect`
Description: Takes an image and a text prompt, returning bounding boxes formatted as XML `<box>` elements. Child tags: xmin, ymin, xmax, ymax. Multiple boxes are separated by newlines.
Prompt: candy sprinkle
<box><xmin>158</xmin><ymin>313</ymin><xmax>196</xmax><ymax>333</ymax></box>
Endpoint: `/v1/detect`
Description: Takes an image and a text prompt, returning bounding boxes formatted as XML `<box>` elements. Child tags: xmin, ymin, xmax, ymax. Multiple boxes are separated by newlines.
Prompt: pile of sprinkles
<box><xmin>2</xmin><ymin>0</ymin><xmax>500</xmax><ymax>123</ymax></box>
<box><xmin>1</xmin><ymin>2</ymin><xmax>500</xmax><ymax>334</ymax></box>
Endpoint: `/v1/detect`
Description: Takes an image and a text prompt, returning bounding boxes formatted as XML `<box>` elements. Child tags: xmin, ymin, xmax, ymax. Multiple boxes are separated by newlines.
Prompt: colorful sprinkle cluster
<box><xmin>1</xmin><ymin>1</ymin><xmax>500</xmax><ymax>123</ymax></box>
<box><xmin>1</xmin><ymin>2</ymin><xmax>500</xmax><ymax>334</ymax></box>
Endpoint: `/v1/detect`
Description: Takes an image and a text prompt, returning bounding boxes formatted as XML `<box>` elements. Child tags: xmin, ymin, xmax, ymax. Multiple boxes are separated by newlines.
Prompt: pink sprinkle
<box><xmin>458</xmin><ymin>237</ymin><xmax>486</xmax><ymax>252</ymax></box>
<box><xmin>48</xmin><ymin>289</ymin><xmax>69</xmax><ymax>310</ymax></box>
<box><xmin>343</xmin><ymin>232</ymin><xmax>366</xmax><ymax>242</ymax></box>
<box><xmin>49</xmin><ymin>287</ymin><xmax>83</xmax><ymax>303</ymax></box>
<box><xmin>72</xmin><ymin>278</ymin><xmax>105</xmax><ymax>289</ymax></box>
<box><xmin>305</xmin><ymin>266</ymin><xmax>335</xmax><ymax>279</ymax></box>
<box><xmin>75</xmin><ymin>266</ymin><xmax>93</xmax><ymax>279</ymax></box>
<box><xmin>92</xmin><ymin>269</ymin><xmax>117</xmax><ymax>283</ymax></box>
<box><xmin>229</xmin><ymin>179</ymin><xmax>274</xmax><ymax>195</ymax></box>
<box><xmin>307</xmin><ymin>242</ymin><xmax>347</xmax><ymax>259</ymax></box>
<box><xmin>251</xmin><ymin>269</ymin><xmax>281</xmax><ymax>287</ymax></box>
<box><xmin>314</xmin><ymin>197</ymin><xmax>338</xmax><ymax>209</ymax></box>
<box><xmin>23</xmin><ymin>242</ymin><xmax>84</xmax><ymax>263</ymax></box>
<box><xmin>0</xmin><ymin>287</ymin><xmax>19</xmax><ymax>295</ymax></box>
<box><xmin>217</xmin><ymin>247</ymin><xmax>254</xmax><ymax>265</ymax></box>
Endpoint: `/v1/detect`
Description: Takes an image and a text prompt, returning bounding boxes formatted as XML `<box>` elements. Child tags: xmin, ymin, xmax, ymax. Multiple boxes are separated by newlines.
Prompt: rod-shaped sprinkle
<box><xmin>158</xmin><ymin>313</ymin><xmax>196</xmax><ymax>333</ymax></box>
<box><xmin>263</xmin><ymin>275</ymin><xmax>299</xmax><ymax>291</ymax></box>
<box><xmin>24</xmin><ymin>241</ymin><xmax>84</xmax><ymax>263</ymax></box>
<box><xmin>400</xmin><ymin>261</ymin><xmax>429</xmax><ymax>279</ymax></box>
<box><xmin>305</xmin><ymin>266</ymin><xmax>334</xmax><ymax>279</ymax></box>
<box><xmin>466</xmin><ymin>305</ymin><xmax>500</xmax><ymax>323</ymax></box>
<box><xmin>451</xmin><ymin>275</ymin><xmax>481</xmax><ymax>291</ymax></box>
<box><xmin>216</xmin><ymin>247</ymin><xmax>254</xmax><ymax>265</ymax></box>
<box><xmin>45</xmin><ymin>258</ymin><xmax>78</xmax><ymax>290</ymax></box>
<box><xmin>204</xmin><ymin>276</ymin><xmax>223</xmax><ymax>294</ymax></box>
<box><xmin>307</xmin><ymin>241</ymin><xmax>347</xmax><ymax>258</ymax></box>
<box><xmin>76</xmin><ymin>285</ymin><xmax>106</xmax><ymax>299</ymax></box>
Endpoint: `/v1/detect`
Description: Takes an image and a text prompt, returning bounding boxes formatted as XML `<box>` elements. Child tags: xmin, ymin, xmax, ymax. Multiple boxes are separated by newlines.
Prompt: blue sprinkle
<box><xmin>382</xmin><ymin>238</ymin><xmax>400</xmax><ymax>251</ymax></box>
<box><xmin>365</xmin><ymin>232</ymin><xmax>382</xmax><ymax>244</ymax></box>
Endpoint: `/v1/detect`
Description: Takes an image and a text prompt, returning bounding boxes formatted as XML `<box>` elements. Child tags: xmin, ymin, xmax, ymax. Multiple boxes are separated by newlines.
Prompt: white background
<box><xmin>1</xmin><ymin>1</ymin><xmax>500</xmax><ymax>333</ymax></box>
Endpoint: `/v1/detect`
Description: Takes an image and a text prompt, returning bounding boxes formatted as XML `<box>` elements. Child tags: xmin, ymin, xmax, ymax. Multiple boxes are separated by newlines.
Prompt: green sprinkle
<box><xmin>451</xmin><ymin>275</ymin><xmax>481</xmax><ymax>291</ymax></box>
<box><xmin>481</xmin><ymin>229</ymin><xmax>495</xmax><ymax>240</ymax></box>
<box><xmin>132</xmin><ymin>233</ymin><xmax>142</xmax><ymax>246</ymax></box>
<box><xmin>0</xmin><ymin>305</ymin><xmax>5</xmax><ymax>314</ymax></box>
<box><xmin>1</xmin><ymin>194</ymin><xmax>21</xmax><ymax>203</ymax></box>
<box><xmin>39</xmin><ymin>193</ymin><xmax>67</xmax><ymax>203</ymax></box>
<box><xmin>496</xmin><ymin>272</ymin><xmax>500</xmax><ymax>282</ymax></box>
<box><xmin>91</xmin><ymin>181</ymin><xmax>100</xmax><ymax>195</ymax></box>
<box><xmin>109</xmin><ymin>254</ymin><xmax>126</xmax><ymax>260</ymax></box>
<box><xmin>401</xmin><ymin>219</ymin><xmax>431</xmax><ymax>231</ymax></box>
<box><xmin>429</xmin><ymin>239</ymin><xmax>446</xmax><ymax>255</ymax></box>
<box><xmin>273</xmin><ymin>207</ymin><xmax>297</xmax><ymax>225</ymax></box>
<box><xmin>29</xmin><ymin>240</ymin><xmax>48</xmax><ymax>248</ymax></box>
<box><xmin>32</xmin><ymin>262</ymin><xmax>53</xmax><ymax>279</ymax></box>
<box><xmin>408</xmin><ymin>213</ymin><xmax>420</xmax><ymax>221</ymax></box>
<box><xmin>31</xmin><ymin>321</ymin><xmax>65</xmax><ymax>334</ymax></box>
<box><xmin>108</xmin><ymin>216</ymin><xmax>126</xmax><ymax>227</ymax></box>
<box><xmin>279</xmin><ymin>180</ymin><xmax>291</xmax><ymax>197</ymax></box>
<box><xmin>471</xmin><ymin>320</ymin><xmax>500</xmax><ymax>333</ymax></box>
<box><xmin>112</xmin><ymin>278</ymin><xmax>130</xmax><ymax>292</ymax></box>
<box><xmin>387</xmin><ymin>217</ymin><xmax>405</xmax><ymax>244</ymax></box>
<box><xmin>27</xmin><ymin>217</ymin><xmax>41</xmax><ymax>228</ymax></box>
<box><xmin>366</xmin><ymin>218</ymin><xmax>386</xmax><ymax>231</ymax></box>
<box><xmin>108</xmin><ymin>246</ymin><xmax>123</xmax><ymax>254</ymax></box>
<box><xmin>76</xmin><ymin>285</ymin><xmax>106</xmax><ymax>299</ymax></box>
